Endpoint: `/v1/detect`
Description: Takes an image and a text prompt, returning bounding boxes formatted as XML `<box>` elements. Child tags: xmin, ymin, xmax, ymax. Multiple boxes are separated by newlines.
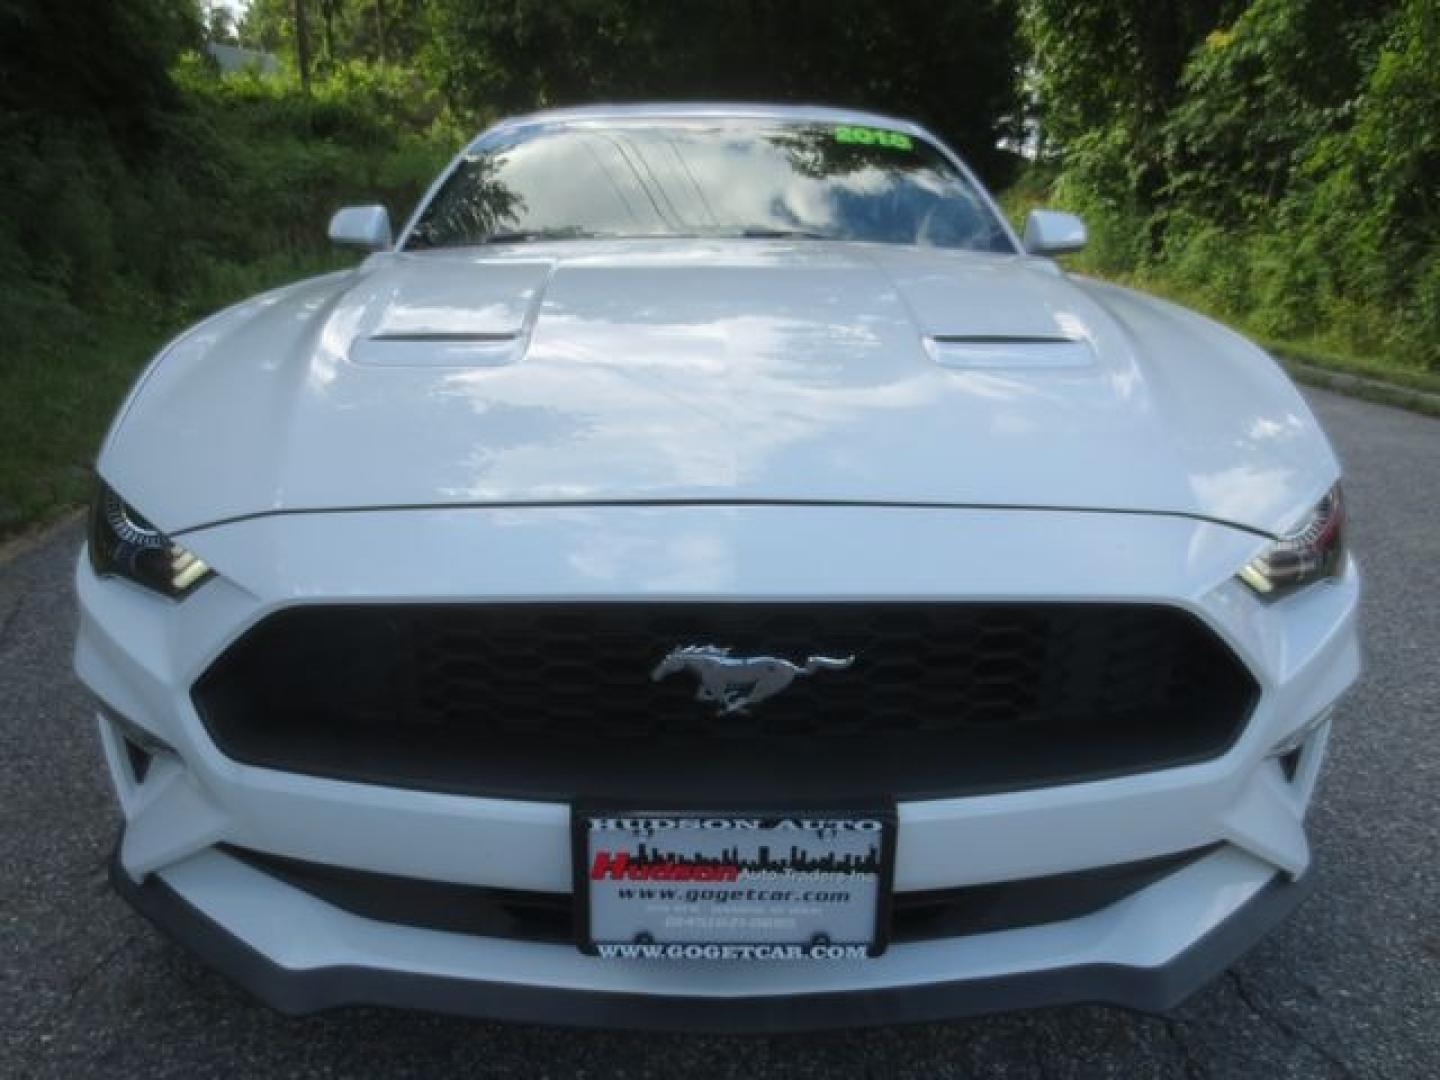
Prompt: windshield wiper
<box><xmin>480</xmin><ymin>228</ymin><xmax>599</xmax><ymax>245</ymax></box>
<box><xmin>737</xmin><ymin>227</ymin><xmax>829</xmax><ymax>240</ymax></box>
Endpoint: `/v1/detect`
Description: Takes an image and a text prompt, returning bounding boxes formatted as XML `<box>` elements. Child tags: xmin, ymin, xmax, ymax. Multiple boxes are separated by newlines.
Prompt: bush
<box><xmin>1025</xmin><ymin>0</ymin><xmax>1440</xmax><ymax>374</ymax></box>
<box><xmin>0</xmin><ymin>54</ymin><xmax>457</xmax><ymax>531</ymax></box>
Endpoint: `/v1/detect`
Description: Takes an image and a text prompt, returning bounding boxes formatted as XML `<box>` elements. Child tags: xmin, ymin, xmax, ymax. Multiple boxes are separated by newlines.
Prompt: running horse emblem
<box><xmin>651</xmin><ymin>645</ymin><xmax>855</xmax><ymax>715</ymax></box>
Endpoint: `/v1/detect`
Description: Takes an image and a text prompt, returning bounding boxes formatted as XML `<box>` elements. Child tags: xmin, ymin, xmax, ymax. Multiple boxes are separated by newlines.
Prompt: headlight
<box><xmin>88</xmin><ymin>482</ymin><xmax>212</xmax><ymax>599</ymax></box>
<box><xmin>1238</xmin><ymin>483</ymin><xmax>1345</xmax><ymax>599</ymax></box>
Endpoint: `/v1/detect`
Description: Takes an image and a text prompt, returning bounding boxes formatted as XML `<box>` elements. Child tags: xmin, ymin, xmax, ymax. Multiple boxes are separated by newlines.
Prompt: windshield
<box><xmin>405</xmin><ymin>119</ymin><xmax>1015</xmax><ymax>253</ymax></box>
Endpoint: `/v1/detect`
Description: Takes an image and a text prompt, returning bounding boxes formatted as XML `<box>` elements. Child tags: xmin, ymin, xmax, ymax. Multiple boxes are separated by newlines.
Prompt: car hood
<box><xmin>104</xmin><ymin>240</ymin><xmax>1336</xmax><ymax>536</ymax></box>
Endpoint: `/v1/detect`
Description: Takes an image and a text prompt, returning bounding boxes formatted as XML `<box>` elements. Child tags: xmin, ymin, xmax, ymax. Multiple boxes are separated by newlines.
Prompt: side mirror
<box><xmin>328</xmin><ymin>205</ymin><xmax>392</xmax><ymax>251</ymax></box>
<box><xmin>1022</xmin><ymin>209</ymin><xmax>1087</xmax><ymax>256</ymax></box>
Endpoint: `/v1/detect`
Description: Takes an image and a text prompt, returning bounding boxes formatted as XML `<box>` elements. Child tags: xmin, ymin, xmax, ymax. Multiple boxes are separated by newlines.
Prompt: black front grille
<box><xmin>193</xmin><ymin>603</ymin><xmax>1256</xmax><ymax>801</ymax></box>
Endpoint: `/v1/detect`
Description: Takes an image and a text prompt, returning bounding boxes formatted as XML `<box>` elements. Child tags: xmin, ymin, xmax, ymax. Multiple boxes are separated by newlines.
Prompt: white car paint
<box><xmin>102</xmin><ymin>238</ymin><xmax>1333</xmax><ymax>539</ymax></box>
<box><xmin>76</xmin><ymin>104</ymin><xmax>1359</xmax><ymax>1026</ymax></box>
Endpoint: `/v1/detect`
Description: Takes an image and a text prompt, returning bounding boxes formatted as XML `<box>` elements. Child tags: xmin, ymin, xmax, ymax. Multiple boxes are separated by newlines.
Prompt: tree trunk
<box><xmin>294</xmin><ymin>0</ymin><xmax>312</xmax><ymax>91</ymax></box>
<box><xmin>375</xmin><ymin>0</ymin><xmax>388</xmax><ymax>63</ymax></box>
<box><xmin>322</xmin><ymin>3</ymin><xmax>336</xmax><ymax>65</ymax></box>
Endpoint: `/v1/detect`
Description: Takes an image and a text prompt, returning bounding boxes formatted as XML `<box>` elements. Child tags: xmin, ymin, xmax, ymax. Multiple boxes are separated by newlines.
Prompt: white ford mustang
<box><xmin>76</xmin><ymin>104</ymin><xmax>1359</xmax><ymax>1029</ymax></box>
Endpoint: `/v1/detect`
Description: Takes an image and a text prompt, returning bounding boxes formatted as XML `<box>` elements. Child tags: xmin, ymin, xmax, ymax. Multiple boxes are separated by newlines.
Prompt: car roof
<box><xmin>476</xmin><ymin>102</ymin><xmax>931</xmax><ymax>143</ymax></box>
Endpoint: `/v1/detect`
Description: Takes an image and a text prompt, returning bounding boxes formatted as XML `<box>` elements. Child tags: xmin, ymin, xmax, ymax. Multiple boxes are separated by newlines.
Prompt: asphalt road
<box><xmin>3</xmin><ymin>386</ymin><xmax>1436</xmax><ymax>1079</ymax></box>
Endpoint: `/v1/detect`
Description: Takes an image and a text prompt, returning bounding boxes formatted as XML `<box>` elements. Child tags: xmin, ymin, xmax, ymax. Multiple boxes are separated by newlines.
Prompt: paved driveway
<box><xmin>3</xmin><ymin>388</ymin><xmax>1436</xmax><ymax>1078</ymax></box>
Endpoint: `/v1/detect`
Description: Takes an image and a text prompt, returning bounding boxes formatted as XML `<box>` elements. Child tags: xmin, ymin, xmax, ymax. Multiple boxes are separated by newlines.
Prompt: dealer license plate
<box><xmin>574</xmin><ymin>807</ymin><xmax>896</xmax><ymax>960</ymax></box>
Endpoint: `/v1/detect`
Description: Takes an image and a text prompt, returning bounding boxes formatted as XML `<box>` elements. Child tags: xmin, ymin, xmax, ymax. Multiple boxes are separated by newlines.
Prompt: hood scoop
<box><xmin>339</xmin><ymin>256</ymin><xmax>553</xmax><ymax>368</ymax></box>
<box><xmin>924</xmin><ymin>334</ymin><xmax>1093</xmax><ymax>370</ymax></box>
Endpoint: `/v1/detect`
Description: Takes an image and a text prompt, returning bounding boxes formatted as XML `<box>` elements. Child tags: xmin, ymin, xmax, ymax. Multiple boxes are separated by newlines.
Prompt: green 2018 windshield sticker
<box><xmin>834</xmin><ymin>125</ymin><xmax>913</xmax><ymax>150</ymax></box>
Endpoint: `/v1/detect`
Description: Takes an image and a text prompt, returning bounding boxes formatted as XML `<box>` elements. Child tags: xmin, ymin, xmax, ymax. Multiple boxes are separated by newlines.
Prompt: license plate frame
<box><xmin>572</xmin><ymin>803</ymin><xmax>897</xmax><ymax>960</ymax></box>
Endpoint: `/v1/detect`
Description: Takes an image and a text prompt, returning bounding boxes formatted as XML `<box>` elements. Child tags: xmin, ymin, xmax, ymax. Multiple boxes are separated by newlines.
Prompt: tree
<box><xmin>317</xmin><ymin>0</ymin><xmax>343</xmax><ymax>65</ymax></box>
<box><xmin>1022</xmin><ymin>0</ymin><xmax>1247</xmax><ymax>153</ymax></box>
<box><xmin>374</xmin><ymin>0</ymin><xmax>389</xmax><ymax>61</ymax></box>
<box><xmin>0</xmin><ymin>0</ymin><xmax>202</xmax><ymax>146</ymax></box>
<box><xmin>242</xmin><ymin>0</ymin><xmax>429</xmax><ymax>69</ymax></box>
<box><xmin>423</xmin><ymin>0</ymin><xmax>1023</xmax><ymax>177</ymax></box>
<box><xmin>1159</xmin><ymin>0</ymin><xmax>1377</xmax><ymax>223</ymax></box>
<box><xmin>294</xmin><ymin>0</ymin><xmax>312</xmax><ymax>89</ymax></box>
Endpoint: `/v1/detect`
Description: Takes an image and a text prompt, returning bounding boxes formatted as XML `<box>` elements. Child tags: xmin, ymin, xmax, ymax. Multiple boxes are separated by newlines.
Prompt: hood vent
<box><xmin>350</xmin><ymin>331</ymin><xmax>521</xmax><ymax>368</ymax></box>
<box><xmin>925</xmin><ymin>335</ymin><xmax>1093</xmax><ymax>370</ymax></box>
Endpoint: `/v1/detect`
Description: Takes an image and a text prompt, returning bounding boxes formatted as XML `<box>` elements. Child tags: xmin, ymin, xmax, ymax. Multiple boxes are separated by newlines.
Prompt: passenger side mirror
<box><xmin>328</xmin><ymin>205</ymin><xmax>392</xmax><ymax>251</ymax></box>
<box><xmin>1022</xmin><ymin>209</ymin><xmax>1087</xmax><ymax>256</ymax></box>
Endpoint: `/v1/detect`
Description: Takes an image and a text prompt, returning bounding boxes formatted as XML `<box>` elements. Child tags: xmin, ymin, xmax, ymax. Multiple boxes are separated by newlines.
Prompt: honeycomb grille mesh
<box><xmin>193</xmin><ymin>603</ymin><xmax>1257</xmax><ymax>800</ymax></box>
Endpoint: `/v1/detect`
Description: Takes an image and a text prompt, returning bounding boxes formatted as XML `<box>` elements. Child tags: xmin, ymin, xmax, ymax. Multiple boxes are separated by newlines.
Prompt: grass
<box><xmin>1081</xmin><ymin>266</ymin><xmax>1440</xmax><ymax>414</ymax></box>
<box><xmin>1270</xmin><ymin>350</ymin><xmax>1440</xmax><ymax>419</ymax></box>
<box><xmin>0</xmin><ymin>313</ymin><xmax>161</xmax><ymax>535</ymax></box>
<box><xmin>0</xmin><ymin>255</ymin><xmax>352</xmax><ymax>539</ymax></box>
<box><xmin>1262</xmin><ymin>341</ymin><xmax>1440</xmax><ymax>398</ymax></box>
<box><xmin>0</xmin><ymin>58</ymin><xmax>458</xmax><ymax>542</ymax></box>
<box><xmin>998</xmin><ymin>175</ymin><xmax>1440</xmax><ymax>401</ymax></box>
<box><xmin>1091</xmin><ymin>267</ymin><xmax>1440</xmax><ymax>395</ymax></box>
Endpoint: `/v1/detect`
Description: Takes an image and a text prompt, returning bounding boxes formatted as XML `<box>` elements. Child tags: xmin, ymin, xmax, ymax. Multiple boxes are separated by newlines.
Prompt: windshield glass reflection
<box><xmin>407</xmin><ymin>120</ymin><xmax>1014</xmax><ymax>253</ymax></box>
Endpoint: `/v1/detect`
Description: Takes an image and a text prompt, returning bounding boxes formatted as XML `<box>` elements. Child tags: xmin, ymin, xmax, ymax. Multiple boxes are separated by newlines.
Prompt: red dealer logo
<box><xmin>590</xmin><ymin>851</ymin><xmax>740</xmax><ymax>882</ymax></box>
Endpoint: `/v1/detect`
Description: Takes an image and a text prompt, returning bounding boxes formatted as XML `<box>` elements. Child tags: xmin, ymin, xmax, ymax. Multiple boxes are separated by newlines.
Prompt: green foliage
<box><xmin>330</xmin><ymin>0</ymin><xmax>1025</xmax><ymax>178</ymax></box>
<box><xmin>1022</xmin><ymin>0</ymin><xmax>1240</xmax><ymax>154</ymax></box>
<box><xmin>0</xmin><ymin>0</ymin><xmax>202</xmax><ymax>145</ymax></box>
<box><xmin>1025</xmin><ymin>0</ymin><xmax>1440</xmax><ymax>372</ymax></box>
<box><xmin>0</xmin><ymin>52</ymin><xmax>454</xmax><ymax>350</ymax></box>
<box><xmin>1159</xmin><ymin>0</ymin><xmax>1370</xmax><ymax>223</ymax></box>
<box><xmin>0</xmin><ymin>7</ymin><xmax>457</xmax><ymax>530</ymax></box>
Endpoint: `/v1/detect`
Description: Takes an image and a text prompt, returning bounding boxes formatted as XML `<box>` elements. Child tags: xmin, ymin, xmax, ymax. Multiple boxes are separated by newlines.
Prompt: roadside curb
<box><xmin>1279</xmin><ymin>356</ymin><xmax>1440</xmax><ymax>419</ymax></box>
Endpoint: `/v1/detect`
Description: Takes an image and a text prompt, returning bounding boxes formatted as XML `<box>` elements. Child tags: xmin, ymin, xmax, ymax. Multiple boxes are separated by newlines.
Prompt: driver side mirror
<box><xmin>1023</xmin><ymin>209</ymin><xmax>1087</xmax><ymax>256</ymax></box>
<box><xmin>328</xmin><ymin>205</ymin><xmax>392</xmax><ymax>251</ymax></box>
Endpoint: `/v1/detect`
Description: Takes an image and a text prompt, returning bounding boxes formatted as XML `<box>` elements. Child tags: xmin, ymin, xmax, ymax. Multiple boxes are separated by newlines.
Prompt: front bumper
<box><xmin>77</xmin><ymin>505</ymin><xmax>1359</xmax><ymax>1027</ymax></box>
<box><xmin>111</xmin><ymin>840</ymin><xmax>1312</xmax><ymax>1030</ymax></box>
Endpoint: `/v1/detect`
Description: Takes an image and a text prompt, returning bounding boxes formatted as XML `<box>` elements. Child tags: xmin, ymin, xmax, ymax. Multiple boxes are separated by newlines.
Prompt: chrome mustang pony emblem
<box><xmin>651</xmin><ymin>645</ymin><xmax>855</xmax><ymax>716</ymax></box>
